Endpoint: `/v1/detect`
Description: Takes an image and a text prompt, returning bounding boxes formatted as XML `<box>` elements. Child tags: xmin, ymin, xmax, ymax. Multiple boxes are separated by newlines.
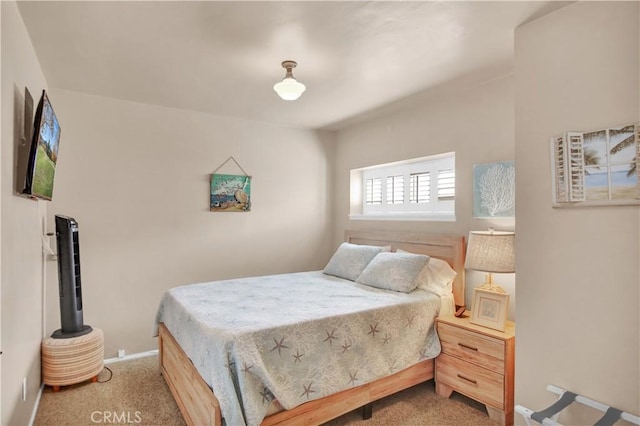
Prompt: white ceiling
<box><xmin>17</xmin><ymin>1</ymin><xmax>570</xmax><ymax>130</ymax></box>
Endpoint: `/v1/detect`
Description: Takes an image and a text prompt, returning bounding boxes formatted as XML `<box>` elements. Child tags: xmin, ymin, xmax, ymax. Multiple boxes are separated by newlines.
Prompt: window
<box><xmin>353</xmin><ymin>153</ymin><xmax>456</xmax><ymax>221</ymax></box>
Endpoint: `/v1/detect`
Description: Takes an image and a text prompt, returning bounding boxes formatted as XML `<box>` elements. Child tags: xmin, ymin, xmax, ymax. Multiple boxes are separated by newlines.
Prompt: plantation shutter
<box><xmin>410</xmin><ymin>172</ymin><xmax>430</xmax><ymax>203</ymax></box>
<box><xmin>552</xmin><ymin>135</ymin><xmax>569</xmax><ymax>203</ymax></box>
<box><xmin>365</xmin><ymin>178</ymin><xmax>382</xmax><ymax>205</ymax></box>
<box><xmin>437</xmin><ymin>168</ymin><xmax>455</xmax><ymax>201</ymax></box>
<box><xmin>567</xmin><ymin>132</ymin><xmax>585</xmax><ymax>201</ymax></box>
<box><xmin>359</xmin><ymin>153</ymin><xmax>455</xmax><ymax>218</ymax></box>
<box><xmin>552</xmin><ymin>133</ymin><xmax>585</xmax><ymax>203</ymax></box>
<box><xmin>387</xmin><ymin>175</ymin><xmax>404</xmax><ymax>204</ymax></box>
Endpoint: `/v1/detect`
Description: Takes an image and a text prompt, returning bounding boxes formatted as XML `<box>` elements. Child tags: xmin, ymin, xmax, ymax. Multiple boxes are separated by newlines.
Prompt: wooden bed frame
<box><xmin>158</xmin><ymin>230</ymin><xmax>466</xmax><ymax>426</ymax></box>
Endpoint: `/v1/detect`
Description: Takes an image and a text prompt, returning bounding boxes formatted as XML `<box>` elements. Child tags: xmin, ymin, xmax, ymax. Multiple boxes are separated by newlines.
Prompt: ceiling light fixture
<box><xmin>273</xmin><ymin>60</ymin><xmax>306</xmax><ymax>101</ymax></box>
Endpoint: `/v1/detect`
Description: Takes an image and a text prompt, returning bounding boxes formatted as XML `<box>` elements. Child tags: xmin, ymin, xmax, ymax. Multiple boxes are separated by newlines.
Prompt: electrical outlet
<box><xmin>22</xmin><ymin>378</ymin><xmax>27</xmax><ymax>401</ymax></box>
<box><xmin>118</xmin><ymin>349</ymin><xmax>125</xmax><ymax>358</ymax></box>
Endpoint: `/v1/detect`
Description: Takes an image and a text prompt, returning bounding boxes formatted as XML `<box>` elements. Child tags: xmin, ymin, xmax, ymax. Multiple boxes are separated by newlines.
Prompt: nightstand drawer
<box><xmin>436</xmin><ymin>352</ymin><xmax>504</xmax><ymax>409</ymax></box>
<box><xmin>438</xmin><ymin>322</ymin><xmax>505</xmax><ymax>373</ymax></box>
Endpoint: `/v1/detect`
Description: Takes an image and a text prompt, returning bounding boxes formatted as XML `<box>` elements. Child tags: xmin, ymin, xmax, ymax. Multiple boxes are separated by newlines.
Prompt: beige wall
<box><xmin>1</xmin><ymin>1</ymin><xmax>49</xmax><ymax>424</ymax></box>
<box><xmin>45</xmin><ymin>89</ymin><xmax>335</xmax><ymax>358</ymax></box>
<box><xmin>332</xmin><ymin>75</ymin><xmax>517</xmax><ymax>312</ymax></box>
<box><xmin>514</xmin><ymin>1</ymin><xmax>639</xmax><ymax>423</ymax></box>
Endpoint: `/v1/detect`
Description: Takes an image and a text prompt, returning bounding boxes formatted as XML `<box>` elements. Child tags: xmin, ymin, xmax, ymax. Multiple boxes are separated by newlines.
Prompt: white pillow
<box><xmin>323</xmin><ymin>243</ymin><xmax>389</xmax><ymax>281</ymax></box>
<box><xmin>397</xmin><ymin>249</ymin><xmax>457</xmax><ymax>296</ymax></box>
<box><xmin>356</xmin><ymin>252</ymin><xmax>429</xmax><ymax>293</ymax></box>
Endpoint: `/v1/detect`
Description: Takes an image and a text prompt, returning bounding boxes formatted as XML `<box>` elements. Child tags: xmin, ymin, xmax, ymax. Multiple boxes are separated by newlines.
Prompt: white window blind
<box><xmin>357</xmin><ymin>153</ymin><xmax>455</xmax><ymax>220</ymax></box>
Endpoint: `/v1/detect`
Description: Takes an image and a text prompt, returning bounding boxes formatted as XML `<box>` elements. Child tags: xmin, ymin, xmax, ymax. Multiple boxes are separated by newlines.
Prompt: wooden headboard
<box><xmin>345</xmin><ymin>230</ymin><xmax>466</xmax><ymax>308</ymax></box>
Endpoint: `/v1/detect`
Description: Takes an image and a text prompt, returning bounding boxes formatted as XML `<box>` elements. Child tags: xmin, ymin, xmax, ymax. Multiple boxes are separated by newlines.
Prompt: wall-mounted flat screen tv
<box><xmin>23</xmin><ymin>90</ymin><xmax>61</xmax><ymax>200</ymax></box>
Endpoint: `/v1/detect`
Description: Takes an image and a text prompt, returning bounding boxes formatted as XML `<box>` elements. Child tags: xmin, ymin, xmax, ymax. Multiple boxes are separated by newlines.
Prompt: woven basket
<box><xmin>42</xmin><ymin>328</ymin><xmax>104</xmax><ymax>387</ymax></box>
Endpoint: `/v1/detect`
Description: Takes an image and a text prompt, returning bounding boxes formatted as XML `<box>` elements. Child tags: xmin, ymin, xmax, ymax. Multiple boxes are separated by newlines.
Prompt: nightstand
<box><xmin>435</xmin><ymin>313</ymin><xmax>515</xmax><ymax>426</ymax></box>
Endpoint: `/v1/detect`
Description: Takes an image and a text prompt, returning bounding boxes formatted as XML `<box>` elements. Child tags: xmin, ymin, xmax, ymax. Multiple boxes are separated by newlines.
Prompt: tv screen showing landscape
<box><xmin>24</xmin><ymin>90</ymin><xmax>61</xmax><ymax>200</ymax></box>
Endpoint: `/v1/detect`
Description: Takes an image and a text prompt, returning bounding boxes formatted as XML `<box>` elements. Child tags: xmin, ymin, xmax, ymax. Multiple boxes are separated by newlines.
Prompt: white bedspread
<box><xmin>155</xmin><ymin>271</ymin><xmax>441</xmax><ymax>426</ymax></box>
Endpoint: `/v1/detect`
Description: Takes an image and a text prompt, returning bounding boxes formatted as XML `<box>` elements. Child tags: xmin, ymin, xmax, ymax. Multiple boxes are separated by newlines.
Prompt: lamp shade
<box><xmin>273</xmin><ymin>78</ymin><xmax>306</xmax><ymax>101</ymax></box>
<box><xmin>465</xmin><ymin>231</ymin><xmax>515</xmax><ymax>273</ymax></box>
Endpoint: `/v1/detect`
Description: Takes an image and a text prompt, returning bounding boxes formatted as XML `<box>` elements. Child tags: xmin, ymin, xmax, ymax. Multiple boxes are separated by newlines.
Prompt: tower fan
<box><xmin>52</xmin><ymin>215</ymin><xmax>92</xmax><ymax>338</ymax></box>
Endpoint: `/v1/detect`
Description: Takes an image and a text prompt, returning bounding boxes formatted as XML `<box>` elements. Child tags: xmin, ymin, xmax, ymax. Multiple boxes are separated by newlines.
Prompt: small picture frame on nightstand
<box><xmin>471</xmin><ymin>288</ymin><xmax>509</xmax><ymax>331</ymax></box>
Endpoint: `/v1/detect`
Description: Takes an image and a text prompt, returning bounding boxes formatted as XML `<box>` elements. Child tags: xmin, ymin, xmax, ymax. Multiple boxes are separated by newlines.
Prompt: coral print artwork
<box><xmin>473</xmin><ymin>161</ymin><xmax>515</xmax><ymax>218</ymax></box>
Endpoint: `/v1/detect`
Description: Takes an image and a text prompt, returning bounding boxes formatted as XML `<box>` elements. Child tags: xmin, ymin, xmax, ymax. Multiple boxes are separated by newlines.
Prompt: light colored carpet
<box><xmin>34</xmin><ymin>355</ymin><xmax>498</xmax><ymax>426</ymax></box>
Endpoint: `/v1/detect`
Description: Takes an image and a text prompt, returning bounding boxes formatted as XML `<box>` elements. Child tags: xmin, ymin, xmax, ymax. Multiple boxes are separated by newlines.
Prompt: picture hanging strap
<box><xmin>212</xmin><ymin>156</ymin><xmax>249</xmax><ymax>177</ymax></box>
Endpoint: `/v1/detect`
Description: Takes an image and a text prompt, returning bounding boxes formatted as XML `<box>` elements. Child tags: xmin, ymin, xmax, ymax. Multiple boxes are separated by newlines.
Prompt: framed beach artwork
<box><xmin>550</xmin><ymin>123</ymin><xmax>639</xmax><ymax>207</ymax></box>
<box><xmin>210</xmin><ymin>174</ymin><xmax>251</xmax><ymax>212</ymax></box>
<box><xmin>473</xmin><ymin>161</ymin><xmax>515</xmax><ymax>218</ymax></box>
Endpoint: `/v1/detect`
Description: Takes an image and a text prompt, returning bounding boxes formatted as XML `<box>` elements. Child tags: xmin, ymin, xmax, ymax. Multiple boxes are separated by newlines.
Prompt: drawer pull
<box><xmin>457</xmin><ymin>374</ymin><xmax>478</xmax><ymax>384</ymax></box>
<box><xmin>458</xmin><ymin>343</ymin><xmax>478</xmax><ymax>352</ymax></box>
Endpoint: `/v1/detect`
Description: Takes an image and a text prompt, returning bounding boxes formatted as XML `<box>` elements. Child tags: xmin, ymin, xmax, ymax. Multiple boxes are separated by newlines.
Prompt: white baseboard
<box><xmin>104</xmin><ymin>349</ymin><xmax>159</xmax><ymax>365</ymax></box>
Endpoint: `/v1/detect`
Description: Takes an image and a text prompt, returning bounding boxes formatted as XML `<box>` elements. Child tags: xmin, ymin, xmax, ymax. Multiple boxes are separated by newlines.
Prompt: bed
<box><xmin>155</xmin><ymin>230</ymin><xmax>465</xmax><ymax>426</ymax></box>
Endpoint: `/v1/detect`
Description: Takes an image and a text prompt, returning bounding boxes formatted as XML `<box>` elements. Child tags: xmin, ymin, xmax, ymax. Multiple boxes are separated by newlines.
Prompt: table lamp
<box><xmin>465</xmin><ymin>229</ymin><xmax>515</xmax><ymax>330</ymax></box>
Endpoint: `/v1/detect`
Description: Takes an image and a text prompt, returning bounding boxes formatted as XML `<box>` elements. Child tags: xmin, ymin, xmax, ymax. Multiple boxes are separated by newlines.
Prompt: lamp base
<box><xmin>476</xmin><ymin>273</ymin><xmax>507</xmax><ymax>294</ymax></box>
<box><xmin>475</xmin><ymin>282</ymin><xmax>507</xmax><ymax>294</ymax></box>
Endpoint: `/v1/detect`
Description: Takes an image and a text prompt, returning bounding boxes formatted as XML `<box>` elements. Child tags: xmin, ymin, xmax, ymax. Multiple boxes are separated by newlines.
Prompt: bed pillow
<box><xmin>355</xmin><ymin>252</ymin><xmax>429</xmax><ymax>293</ymax></box>
<box><xmin>323</xmin><ymin>243</ymin><xmax>389</xmax><ymax>281</ymax></box>
<box><xmin>397</xmin><ymin>249</ymin><xmax>457</xmax><ymax>296</ymax></box>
